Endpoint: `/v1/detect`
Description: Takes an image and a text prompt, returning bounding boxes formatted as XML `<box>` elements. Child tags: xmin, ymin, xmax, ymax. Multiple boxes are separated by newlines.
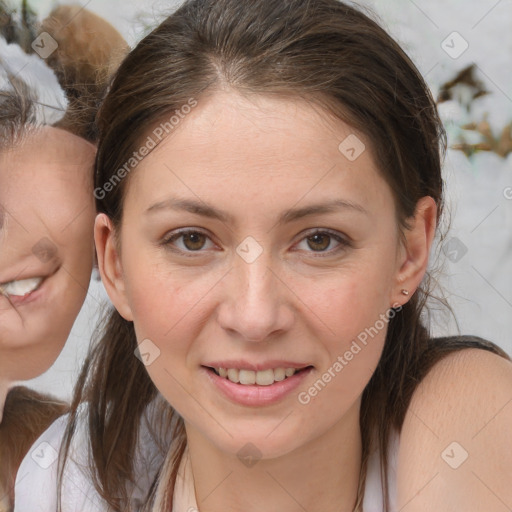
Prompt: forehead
<box><xmin>148</xmin><ymin>91</ymin><xmax>364</xmax><ymax>168</ymax></box>
<box><xmin>0</xmin><ymin>125</ymin><xmax>95</xmax><ymax>167</ymax></box>
<box><xmin>0</xmin><ymin>126</ymin><xmax>95</xmax><ymax>189</ymax></box>
<box><xmin>127</xmin><ymin>90</ymin><xmax>394</xmax><ymax>220</ymax></box>
<box><xmin>0</xmin><ymin>126</ymin><xmax>95</xmax><ymax>231</ymax></box>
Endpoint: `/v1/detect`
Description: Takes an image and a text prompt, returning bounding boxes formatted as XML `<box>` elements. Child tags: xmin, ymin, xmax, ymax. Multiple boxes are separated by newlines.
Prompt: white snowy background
<box><xmin>24</xmin><ymin>0</ymin><xmax>512</xmax><ymax>400</ymax></box>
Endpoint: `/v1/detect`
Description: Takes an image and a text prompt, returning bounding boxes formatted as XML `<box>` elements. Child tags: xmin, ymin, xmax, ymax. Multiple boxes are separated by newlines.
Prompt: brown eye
<box><xmin>306</xmin><ymin>233</ymin><xmax>332</xmax><ymax>252</ymax></box>
<box><xmin>162</xmin><ymin>229</ymin><xmax>214</xmax><ymax>255</ymax></box>
<box><xmin>295</xmin><ymin>229</ymin><xmax>351</xmax><ymax>256</ymax></box>
<box><xmin>182</xmin><ymin>232</ymin><xmax>207</xmax><ymax>251</ymax></box>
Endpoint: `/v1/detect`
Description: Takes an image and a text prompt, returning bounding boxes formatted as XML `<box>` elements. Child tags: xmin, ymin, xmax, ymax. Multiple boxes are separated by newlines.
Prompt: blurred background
<box><xmin>20</xmin><ymin>0</ymin><xmax>512</xmax><ymax>400</ymax></box>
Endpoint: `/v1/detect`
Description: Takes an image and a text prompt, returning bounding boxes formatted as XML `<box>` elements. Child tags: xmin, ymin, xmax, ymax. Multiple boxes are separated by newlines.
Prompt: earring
<box><xmin>401</xmin><ymin>289</ymin><xmax>409</xmax><ymax>296</ymax></box>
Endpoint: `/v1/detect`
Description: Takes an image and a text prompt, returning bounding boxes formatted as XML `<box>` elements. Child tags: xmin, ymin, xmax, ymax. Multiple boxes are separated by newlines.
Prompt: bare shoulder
<box><xmin>396</xmin><ymin>347</ymin><xmax>512</xmax><ymax>511</ymax></box>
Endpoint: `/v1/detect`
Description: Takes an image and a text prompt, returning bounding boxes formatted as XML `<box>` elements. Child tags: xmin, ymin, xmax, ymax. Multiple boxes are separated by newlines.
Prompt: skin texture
<box><xmin>96</xmin><ymin>90</ymin><xmax>438</xmax><ymax>512</ymax></box>
<box><xmin>0</xmin><ymin>126</ymin><xmax>96</xmax><ymax>421</ymax></box>
<box><xmin>397</xmin><ymin>347</ymin><xmax>512</xmax><ymax>511</ymax></box>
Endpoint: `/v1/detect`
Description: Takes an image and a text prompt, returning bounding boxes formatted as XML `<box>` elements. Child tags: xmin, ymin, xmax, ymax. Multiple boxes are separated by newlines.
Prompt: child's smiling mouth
<box><xmin>0</xmin><ymin>277</ymin><xmax>45</xmax><ymax>297</ymax></box>
<box><xmin>0</xmin><ymin>263</ymin><xmax>60</xmax><ymax>307</ymax></box>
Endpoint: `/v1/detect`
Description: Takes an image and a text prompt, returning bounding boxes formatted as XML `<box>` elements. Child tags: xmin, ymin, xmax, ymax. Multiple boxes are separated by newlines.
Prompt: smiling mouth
<box><xmin>208</xmin><ymin>366</ymin><xmax>312</xmax><ymax>386</ymax></box>
<box><xmin>0</xmin><ymin>277</ymin><xmax>45</xmax><ymax>298</ymax></box>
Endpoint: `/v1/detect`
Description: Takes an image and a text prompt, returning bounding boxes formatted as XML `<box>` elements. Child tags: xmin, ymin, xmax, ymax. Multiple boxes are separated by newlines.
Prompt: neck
<box><xmin>186</xmin><ymin>402</ymin><xmax>362</xmax><ymax>512</ymax></box>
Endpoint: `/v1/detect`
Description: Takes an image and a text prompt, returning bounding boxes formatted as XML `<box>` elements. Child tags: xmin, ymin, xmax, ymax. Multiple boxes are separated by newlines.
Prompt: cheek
<box><xmin>123</xmin><ymin>247</ymin><xmax>212</xmax><ymax>345</ymax></box>
<box><xmin>295</xmin><ymin>251</ymin><xmax>396</xmax><ymax>401</ymax></box>
<box><xmin>0</xmin><ymin>308</ymin><xmax>72</xmax><ymax>380</ymax></box>
<box><xmin>21</xmin><ymin>295</ymin><xmax>84</xmax><ymax>346</ymax></box>
<box><xmin>294</xmin><ymin>277</ymin><xmax>391</xmax><ymax>434</ymax></box>
<box><xmin>56</xmin><ymin>205</ymin><xmax>95</xmax><ymax>269</ymax></box>
<box><xmin>305</xmin><ymin>253</ymin><xmax>396</xmax><ymax>341</ymax></box>
<box><xmin>307</xmin><ymin>278</ymin><xmax>389</xmax><ymax>372</ymax></box>
<box><xmin>122</xmin><ymin>255</ymin><xmax>213</xmax><ymax>416</ymax></box>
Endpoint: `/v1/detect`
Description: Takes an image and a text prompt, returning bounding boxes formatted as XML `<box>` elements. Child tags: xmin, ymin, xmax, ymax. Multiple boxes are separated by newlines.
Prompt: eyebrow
<box><xmin>146</xmin><ymin>197</ymin><xmax>368</xmax><ymax>225</ymax></box>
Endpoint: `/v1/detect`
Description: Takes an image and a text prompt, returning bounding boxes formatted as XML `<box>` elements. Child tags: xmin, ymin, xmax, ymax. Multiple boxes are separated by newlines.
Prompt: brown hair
<box><xmin>60</xmin><ymin>1</ymin><xmax>511</xmax><ymax>510</ymax></box>
<box><xmin>0</xmin><ymin>387</ymin><xmax>68</xmax><ymax>512</ymax></box>
<box><xmin>0</xmin><ymin>77</ymin><xmax>39</xmax><ymax>149</ymax></box>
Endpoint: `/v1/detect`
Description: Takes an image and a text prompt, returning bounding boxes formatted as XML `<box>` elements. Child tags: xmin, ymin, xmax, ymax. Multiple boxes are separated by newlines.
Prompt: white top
<box><xmin>14</xmin><ymin>412</ymin><xmax>398</xmax><ymax>512</ymax></box>
<box><xmin>13</xmin><ymin>408</ymin><xmax>166</xmax><ymax>512</ymax></box>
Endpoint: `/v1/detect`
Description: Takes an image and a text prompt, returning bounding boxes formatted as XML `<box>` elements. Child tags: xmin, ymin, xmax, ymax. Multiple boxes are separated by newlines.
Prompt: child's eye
<box><xmin>161</xmin><ymin>228</ymin><xmax>351</xmax><ymax>257</ymax></box>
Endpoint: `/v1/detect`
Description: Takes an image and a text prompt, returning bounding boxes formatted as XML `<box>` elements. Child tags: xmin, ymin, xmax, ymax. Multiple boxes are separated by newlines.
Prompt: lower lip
<box><xmin>1</xmin><ymin>278</ymin><xmax>49</xmax><ymax>308</ymax></box>
<box><xmin>202</xmin><ymin>366</ymin><xmax>313</xmax><ymax>406</ymax></box>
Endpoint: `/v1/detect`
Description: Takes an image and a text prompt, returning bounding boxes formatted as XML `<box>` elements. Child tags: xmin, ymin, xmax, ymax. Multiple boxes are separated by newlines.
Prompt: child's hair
<box><xmin>0</xmin><ymin>75</ymin><xmax>40</xmax><ymax>148</ymax></box>
<box><xmin>59</xmin><ymin>1</ymin><xmax>511</xmax><ymax>511</ymax></box>
<box><xmin>0</xmin><ymin>387</ymin><xmax>68</xmax><ymax>512</ymax></box>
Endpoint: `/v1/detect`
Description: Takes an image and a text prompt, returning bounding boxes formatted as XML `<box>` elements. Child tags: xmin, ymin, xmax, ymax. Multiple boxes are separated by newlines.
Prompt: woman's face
<box><xmin>0</xmin><ymin>126</ymin><xmax>96</xmax><ymax>381</ymax></box>
<box><xmin>99</xmin><ymin>91</ymin><xmax>428</xmax><ymax>459</ymax></box>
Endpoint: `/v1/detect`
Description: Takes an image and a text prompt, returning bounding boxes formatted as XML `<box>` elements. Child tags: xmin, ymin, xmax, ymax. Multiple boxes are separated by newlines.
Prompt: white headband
<box><xmin>0</xmin><ymin>35</ymin><xmax>68</xmax><ymax>125</ymax></box>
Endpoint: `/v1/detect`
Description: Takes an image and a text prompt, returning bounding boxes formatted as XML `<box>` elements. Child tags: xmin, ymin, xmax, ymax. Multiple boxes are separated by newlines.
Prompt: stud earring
<box><xmin>401</xmin><ymin>289</ymin><xmax>409</xmax><ymax>296</ymax></box>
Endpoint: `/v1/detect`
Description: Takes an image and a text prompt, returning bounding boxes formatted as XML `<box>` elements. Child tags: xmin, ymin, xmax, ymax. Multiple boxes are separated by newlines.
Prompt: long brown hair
<box><xmin>60</xmin><ymin>1</ymin><xmax>511</xmax><ymax>510</ymax></box>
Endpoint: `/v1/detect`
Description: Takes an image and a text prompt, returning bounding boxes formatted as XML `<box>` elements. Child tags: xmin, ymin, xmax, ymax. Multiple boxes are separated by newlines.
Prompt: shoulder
<box><xmin>396</xmin><ymin>345</ymin><xmax>512</xmax><ymax>511</ymax></box>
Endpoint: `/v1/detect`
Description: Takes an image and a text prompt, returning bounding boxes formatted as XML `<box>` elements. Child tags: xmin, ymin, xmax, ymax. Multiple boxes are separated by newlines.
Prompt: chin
<box><xmin>199</xmin><ymin>420</ymin><xmax>305</xmax><ymax>461</ymax></box>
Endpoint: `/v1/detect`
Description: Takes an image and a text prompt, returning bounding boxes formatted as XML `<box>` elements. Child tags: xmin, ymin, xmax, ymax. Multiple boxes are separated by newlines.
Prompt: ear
<box><xmin>94</xmin><ymin>213</ymin><xmax>133</xmax><ymax>321</ymax></box>
<box><xmin>392</xmin><ymin>196</ymin><xmax>437</xmax><ymax>306</ymax></box>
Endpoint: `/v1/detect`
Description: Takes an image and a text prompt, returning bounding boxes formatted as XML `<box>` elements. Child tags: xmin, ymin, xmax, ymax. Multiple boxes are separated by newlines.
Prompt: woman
<box><xmin>16</xmin><ymin>0</ymin><xmax>512</xmax><ymax>511</ymax></box>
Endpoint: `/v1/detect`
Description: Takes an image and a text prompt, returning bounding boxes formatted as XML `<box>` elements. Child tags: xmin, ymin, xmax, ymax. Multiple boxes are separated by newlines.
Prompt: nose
<box><xmin>216</xmin><ymin>250</ymin><xmax>295</xmax><ymax>343</ymax></box>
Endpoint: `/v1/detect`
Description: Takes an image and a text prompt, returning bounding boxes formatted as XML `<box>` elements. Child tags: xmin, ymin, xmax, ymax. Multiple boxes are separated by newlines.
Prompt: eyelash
<box><xmin>160</xmin><ymin>228</ymin><xmax>351</xmax><ymax>258</ymax></box>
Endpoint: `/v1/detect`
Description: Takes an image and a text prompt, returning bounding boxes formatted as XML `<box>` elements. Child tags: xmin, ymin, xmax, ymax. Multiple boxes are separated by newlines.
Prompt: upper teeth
<box><xmin>0</xmin><ymin>277</ymin><xmax>43</xmax><ymax>297</ymax></box>
<box><xmin>216</xmin><ymin>367</ymin><xmax>299</xmax><ymax>385</ymax></box>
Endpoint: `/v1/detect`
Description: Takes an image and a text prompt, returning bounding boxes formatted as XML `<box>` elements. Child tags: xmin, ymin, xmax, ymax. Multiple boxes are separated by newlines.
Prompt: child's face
<box><xmin>101</xmin><ymin>91</ymin><xmax>413</xmax><ymax>459</ymax></box>
<box><xmin>0</xmin><ymin>126</ymin><xmax>96</xmax><ymax>382</ymax></box>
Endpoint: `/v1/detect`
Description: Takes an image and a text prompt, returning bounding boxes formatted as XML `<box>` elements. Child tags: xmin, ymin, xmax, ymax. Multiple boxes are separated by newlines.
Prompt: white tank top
<box><xmin>14</xmin><ymin>413</ymin><xmax>399</xmax><ymax>512</ymax></box>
